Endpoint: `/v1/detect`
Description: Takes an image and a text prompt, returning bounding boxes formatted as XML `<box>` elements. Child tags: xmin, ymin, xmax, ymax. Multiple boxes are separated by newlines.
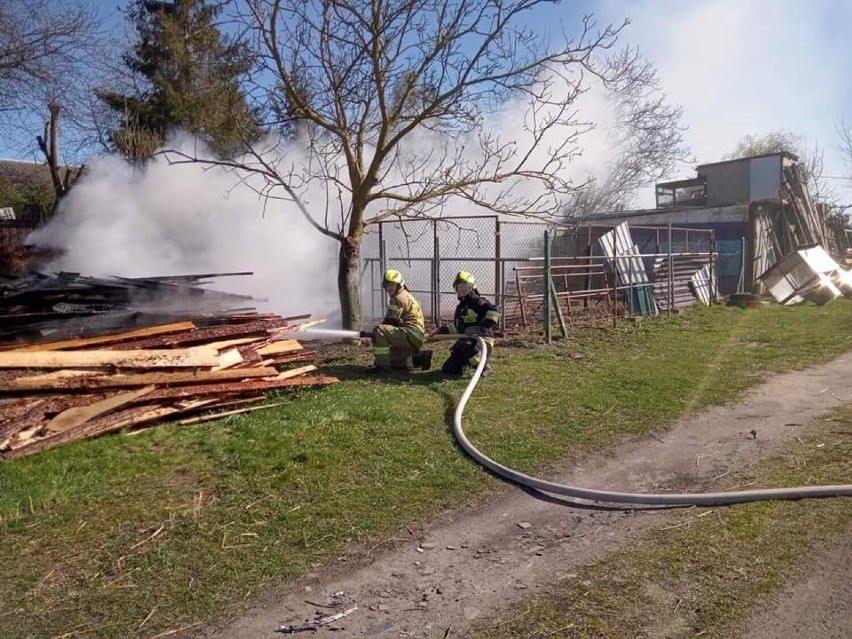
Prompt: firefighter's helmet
<box><xmin>453</xmin><ymin>270</ymin><xmax>476</xmax><ymax>290</ymax></box>
<box><xmin>382</xmin><ymin>269</ymin><xmax>405</xmax><ymax>288</ymax></box>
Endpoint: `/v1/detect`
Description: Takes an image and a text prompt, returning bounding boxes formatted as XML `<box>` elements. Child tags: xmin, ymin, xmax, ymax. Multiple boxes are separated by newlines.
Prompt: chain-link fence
<box><xmin>362</xmin><ymin>216</ymin><xmax>499</xmax><ymax>325</ymax></box>
<box><xmin>361</xmin><ymin>216</ymin><xmax>723</xmax><ymax>333</ymax></box>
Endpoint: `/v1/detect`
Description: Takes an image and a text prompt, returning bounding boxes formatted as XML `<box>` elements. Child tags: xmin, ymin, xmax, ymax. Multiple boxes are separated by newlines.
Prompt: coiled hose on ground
<box><xmin>444</xmin><ymin>335</ymin><xmax>852</xmax><ymax>506</ymax></box>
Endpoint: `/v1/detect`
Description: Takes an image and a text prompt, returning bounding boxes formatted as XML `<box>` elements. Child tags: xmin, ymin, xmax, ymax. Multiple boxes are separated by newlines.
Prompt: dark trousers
<box><xmin>441</xmin><ymin>338</ymin><xmax>490</xmax><ymax>374</ymax></box>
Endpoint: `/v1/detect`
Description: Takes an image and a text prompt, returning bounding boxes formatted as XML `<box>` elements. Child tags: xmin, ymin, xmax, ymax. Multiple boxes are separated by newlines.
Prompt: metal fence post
<box><xmin>378</xmin><ymin>222</ymin><xmax>385</xmax><ymax>272</ymax></box>
<box><xmin>495</xmin><ymin>218</ymin><xmax>502</xmax><ymax>309</ymax></box>
<box><xmin>431</xmin><ymin>220</ymin><xmax>439</xmax><ymax>326</ymax></box>
<box><xmin>544</xmin><ymin>229</ymin><xmax>552</xmax><ymax>344</ymax></box>
<box><xmin>738</xmin><ymin>236</ymin><xmax>746</xmax><ymax>293</ymax></box>
<box><xmin>377</xmin><ymin>222</ymin><xmax>386</xmax><ymax>320</ymax></box>
<box><xmin>709</xmin><ymin>230</ymin><xmax>716</xmax><ymax>303</ymax></box>
<box><xmin>667</xmin><ymin>222</ymin><xmax>673</xmax><ymax>315</ymax></box>
<box><xmin>612</xmin><ymin>233</ymin><xmax>618</xmax><ymax>328</ymax></box>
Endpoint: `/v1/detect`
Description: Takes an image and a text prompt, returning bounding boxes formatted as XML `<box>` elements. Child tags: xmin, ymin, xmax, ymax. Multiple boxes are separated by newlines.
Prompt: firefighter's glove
<box><xmin>464</xmin><ymin>325</ymin><xmax>483</xmax><ymax>337</ymax></box>
<box><xmin>358</xmin><ymin>330</ymin><xmax>372</xmax><ymax>339</ymax></box>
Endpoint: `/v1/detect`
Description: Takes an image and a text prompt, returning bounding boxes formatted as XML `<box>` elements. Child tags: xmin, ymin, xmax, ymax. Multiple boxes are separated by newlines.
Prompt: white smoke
<box><xmin>28</xmin><ymin>136</ymin><xmax>341</xmax><ymax>322</ymax></box>
<box><xmin>40</xmin><ymin>1</ymin><xmax>843</xmax><ymax>326</ymax></box>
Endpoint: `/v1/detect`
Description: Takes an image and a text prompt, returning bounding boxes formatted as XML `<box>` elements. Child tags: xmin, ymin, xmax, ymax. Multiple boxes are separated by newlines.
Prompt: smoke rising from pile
<box><xmin>29</xmin><ymin>137</ymin><xmax>340</xmax><ymax>322</ymax></box>
<box><xmin>29</xmin><ymin>82</ymin><xmax>635</xmax><ymax>326</ymax></box>
<box><xmin>26</xmin><ymin>13</ymin><xmax>694</xmax><ymax>323</ymax></box>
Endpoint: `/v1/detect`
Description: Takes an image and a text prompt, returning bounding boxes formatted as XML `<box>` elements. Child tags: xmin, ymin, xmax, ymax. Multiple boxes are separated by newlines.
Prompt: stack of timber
<box><xmin>0</xmin><ymin>271</ymin><xmax>261</xmax><ymax>342</ymax></box>
<box><xmin>0</xmin><ymin>273</ymin><xmax>339</xmax><ymax>460</ymax></box>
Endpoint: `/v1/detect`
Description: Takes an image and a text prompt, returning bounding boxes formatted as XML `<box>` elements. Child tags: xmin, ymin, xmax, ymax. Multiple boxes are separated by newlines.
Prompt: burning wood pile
<box><xmin>0</xmin><ymin>272</ymin><xmax>337</xmax><ymax>460</ymax></box>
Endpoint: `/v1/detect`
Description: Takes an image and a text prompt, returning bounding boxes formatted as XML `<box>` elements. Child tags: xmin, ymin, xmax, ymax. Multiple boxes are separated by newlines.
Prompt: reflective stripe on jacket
<box><xmin>453</xmin><ymin>292</ymin><xmax>500</xmax><ymax>338</ymax></box>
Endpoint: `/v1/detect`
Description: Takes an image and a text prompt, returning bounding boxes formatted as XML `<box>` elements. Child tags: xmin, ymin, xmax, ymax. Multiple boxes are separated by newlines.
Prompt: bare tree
<box><xmin>166</xmin><ymin>0</ymin><xmax>684</xmax><ymax>328</ymax></box>
<box><xmin>35</xmin><ymin>102</ymin><xmax>86</xmax><ymax>213</ymax></box>
<box><xmin>0</xmin><ymin>0</ymin><xmax>105</xmax><ymax>161</ymax></box>
<box><xmin>840</xmin><ymin>121</ymin><xmax>852</xmax><ymax>176</ymax></box>
<box><xmin>560</xmin><ymin>47</ymin><xmax>688</xmax><ymax>217</ymax></box>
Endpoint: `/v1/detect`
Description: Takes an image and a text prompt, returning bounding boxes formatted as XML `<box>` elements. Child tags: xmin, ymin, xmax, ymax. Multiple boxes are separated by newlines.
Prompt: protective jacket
<box><xmin>368</xmin><ymin>287</ymin><xmax>426</xmax><ymax>371</ymax></box>
<box><xmin>438</xmin><ymin>290</ymin><xmax>500</xmax><ymax>376</ymax></box>
<box><xmin>383</xmin><ymin>288</ymin><xmax>425</xmax><ymax>338</ymax></box>
<box><xmin>450</xmin><ymin>291</ymin><xmax>500</xmax><ymax>339</ymax></box>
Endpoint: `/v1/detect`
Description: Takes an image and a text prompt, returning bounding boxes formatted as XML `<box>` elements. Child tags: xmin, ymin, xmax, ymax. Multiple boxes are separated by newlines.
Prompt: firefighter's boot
<box><xmin>413</xmin><ymin>350</ymin><xmax>433</xmax><ymax>371</ymax></box>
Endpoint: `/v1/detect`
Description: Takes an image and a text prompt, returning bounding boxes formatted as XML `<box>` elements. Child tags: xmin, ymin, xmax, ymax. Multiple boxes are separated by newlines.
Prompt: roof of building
<box><xmin>579</xmin><ymin>202</ymin><xmax>750</xmax><ymax>223</ymax></box>
<box><xmin>0</xmin><ymin>159</ymin><xmax>79</xmax><ymax>189</ymax></box>
<box><xmin>695</xmin><ymin>151</ymin><xmax>798</xmax><ymax>170</ymax></box>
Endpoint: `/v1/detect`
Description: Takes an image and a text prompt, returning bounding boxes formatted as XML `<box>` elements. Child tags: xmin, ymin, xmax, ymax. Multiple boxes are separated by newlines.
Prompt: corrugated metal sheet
<box><xmin>652</xmin><ymin>255</ymin><xmax>715</xmax><ymax>311</ymax></box>
<box><xmin>597</xmin><ymin>222</ymin><xmax>658</xmax><ymax>316</ymax></box>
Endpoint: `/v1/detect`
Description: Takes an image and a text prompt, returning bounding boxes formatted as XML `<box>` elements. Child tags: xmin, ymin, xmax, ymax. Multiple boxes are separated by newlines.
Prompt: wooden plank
<box><xmin>269</xmin><ymin>319</ymin><xmax>325</xmax><ymax>340</ymax></box>
<box><xmin>108</xmin><ymin>401</ymin><xmax>211</xmax><ymax>430</ymax></box>
<box><xmin>177</xmin><ymin>402</ymin><xmax>285</xmax><ymax>426</ymax></box>
<box><xmin>3</xmin><ymin>401</ymin><xmax>216</xmax><ymax>460</ymax></box>
<box><xmin>255</xmin><ymin>339</ymin><xmax>303</xmax><ymax>356</ymax></box>
<box><xmin>0</xmin><ymin>366</ymin><xmax>280</xmax><ymax>392</ymax></box>
<box><xmin>204</xmin><ymin>337</ymin><xmax>260</xmax><ymax>351</ymax></box>
<box><xmin>144</xmin><ymin>374</ymin><xmax>338</xmax><ymax>401</ymax></box>
<box><xmin>213</xmin><ymin>347</ymin><xmax>246</xmax><ymax>370</ymax></box>
<box><xmin>2</xmin><ymin>394</ymin><xmax>111</xmax><ymax>438</ymax></box>
<box><xmin>46</xmin><ymin>386</ymin><xmax>156</xmax><ymax>434</ymax></box>
<box><xmin>186</xmin><ymin>395</ymin><xmax>266</xmax><ymax>412</ymax></box>
<box><xmin>265</xmin><ymin>350</ymin><xmax>317</xmax><ymax>365</ymax></box>
<box><xmin>274</xmin><ymin>365</ymin><xmax>317</xmax><ymax>380</ymax></box>
<box><xmin>0</xmin><ymin>347</ymin><xmax>220</xmax><ymax>369</ymax></box>
<box><xmin>6</xmin><ymin>369</ymin><xmax>101</xmax><ymax>381</ymax></box>
<box><xmin>1</xmin><ymin>321</ymin><xmax>197</xmax><ymax>352</ymax></box>
<box><xmin>112</xmin><ymin>319</ymin><xmax>288</xmax><ymax>350</ymax></box>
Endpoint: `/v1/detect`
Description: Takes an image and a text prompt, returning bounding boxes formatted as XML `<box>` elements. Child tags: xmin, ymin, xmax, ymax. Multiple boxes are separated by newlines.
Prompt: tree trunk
<box><xmin>338</xmin><ymin>187</ymin><xmax>371</xmax><ymax>330</ymax></box>
<box><xmin>338</xmin><ymin>234</ymin><xmax>362</xmax><ymax>330</ymax></box>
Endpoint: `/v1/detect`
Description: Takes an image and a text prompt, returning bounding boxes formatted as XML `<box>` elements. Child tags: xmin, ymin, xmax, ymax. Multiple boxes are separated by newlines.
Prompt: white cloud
<box><xmin>22</xmin><ymin>0</ymin><xmax>852</xmax><ymax>324</ymax></box>
<box><xmin>597</xmin><ymin>0</ymin><xmax>852</xmax><ymax>205</ymax></box>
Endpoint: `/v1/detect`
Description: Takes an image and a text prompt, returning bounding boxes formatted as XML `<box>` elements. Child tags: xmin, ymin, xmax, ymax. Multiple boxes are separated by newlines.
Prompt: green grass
<box><xmin>475</xmin><ymin>405</ymin><xmax>852</xmax><ymax>639</ymax></box>
<box><xmin>2</xmin><ymin>301</ymin><xmax>852</xmax><ymax>637</ymax></box>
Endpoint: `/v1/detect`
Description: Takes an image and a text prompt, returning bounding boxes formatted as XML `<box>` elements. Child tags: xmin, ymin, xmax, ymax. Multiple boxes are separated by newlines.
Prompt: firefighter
<box><xmin>436</xmin><ymin>270</ymin><xmax>500</xmax><ymax>378</ymax></box>
<box><xmin>360</xmin><ymin>269</ymin><xmax>432</xmax><ymax>373</ymax></box>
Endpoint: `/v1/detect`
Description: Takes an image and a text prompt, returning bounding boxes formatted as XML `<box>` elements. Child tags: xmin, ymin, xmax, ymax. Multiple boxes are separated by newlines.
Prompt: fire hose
<box><xmin>440</xmin><ymin>334</ymin><xmax>852</xmax><ymax>506</ymax></box>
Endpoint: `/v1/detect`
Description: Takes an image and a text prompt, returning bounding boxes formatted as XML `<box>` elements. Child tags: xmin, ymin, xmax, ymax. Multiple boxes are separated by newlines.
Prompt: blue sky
<box><xmin>12</xmin><ymin>0</ymin><xmax>851</xmax><ymax>318</ymax></box>
<box><xmin>551</xmin><ymin>0</ymin><xmax>852</xmax><ymax>204</ymax></box>
<box><xmin>12</xmin><ymin>0</ymin><xmax>852</xmax><ymax>206</ymax></box>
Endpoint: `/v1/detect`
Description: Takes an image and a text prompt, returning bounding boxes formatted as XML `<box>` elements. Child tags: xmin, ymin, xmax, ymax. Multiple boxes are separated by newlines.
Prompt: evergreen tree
<box><xmin>100</xmin><ymin>0</ymin><xmax>261</xmax><ymax>161</ymax></box>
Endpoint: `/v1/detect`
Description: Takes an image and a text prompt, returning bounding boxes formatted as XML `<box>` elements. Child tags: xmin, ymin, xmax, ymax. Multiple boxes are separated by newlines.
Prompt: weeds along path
<box><xmin>207</xmin><ymin>351</ymin><xmax>852</xmax><ymax>639</ymax></box>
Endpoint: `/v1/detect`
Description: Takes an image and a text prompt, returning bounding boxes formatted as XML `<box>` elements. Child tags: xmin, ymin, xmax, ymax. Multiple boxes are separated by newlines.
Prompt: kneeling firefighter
<box><xmin>360</xmin><ymin>269</ymin><xmax>432</xmax><ymax>373</ymax></box>
<box><xmin>436</xmin><ymin>270</ymin><xmax>500</xmax><ymax>377</ymax></box>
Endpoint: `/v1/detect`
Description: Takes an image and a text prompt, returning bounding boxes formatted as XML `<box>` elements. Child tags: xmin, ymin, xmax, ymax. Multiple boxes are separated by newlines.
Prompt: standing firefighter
<box><xmin>436</xmin><ymin>270</ymin><xmax>500</xmax><ymax>377</ymax></box>
<box><xmin>360</xmin><ymin>269</ymin><xmax>432</xmax><ymax>373</ymax></box>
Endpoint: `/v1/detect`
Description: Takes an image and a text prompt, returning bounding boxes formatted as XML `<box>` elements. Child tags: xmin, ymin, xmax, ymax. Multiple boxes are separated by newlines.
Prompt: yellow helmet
<box><xmin>453</xmin><ymin>270</ymin><xmax>476</xmax><ymax>289</ymax></box>
<box><xmin>382</xmin><ymin>269</ymin><xmax>405</xmax><ymax>288</ymax></box>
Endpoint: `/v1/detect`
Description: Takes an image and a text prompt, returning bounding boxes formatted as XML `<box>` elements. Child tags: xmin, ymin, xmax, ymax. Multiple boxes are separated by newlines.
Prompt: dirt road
<box><xmin>207</xmin><ymin>353</ymin><xmax>852</xmax><ymax>638</ymax></box>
